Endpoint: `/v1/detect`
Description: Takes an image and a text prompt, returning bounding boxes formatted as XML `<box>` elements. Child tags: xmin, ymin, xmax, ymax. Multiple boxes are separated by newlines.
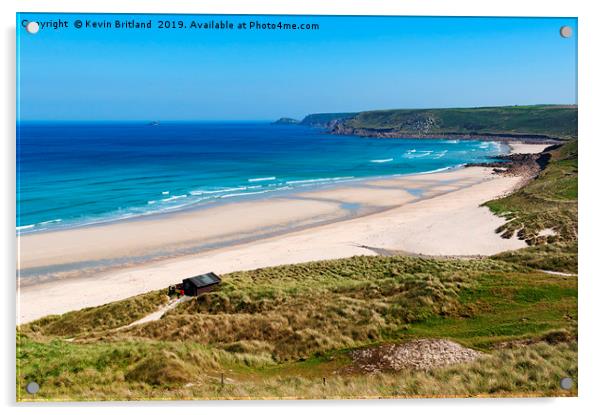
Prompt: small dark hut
<box><xmin>180</xmin><ymin>272</ymin><xmax>221</xmax><ymax>296</ymax></box>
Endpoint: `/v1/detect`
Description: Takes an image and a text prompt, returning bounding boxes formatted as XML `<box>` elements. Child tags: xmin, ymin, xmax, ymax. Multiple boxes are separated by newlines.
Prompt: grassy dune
<box><xmin>24</xmin><ymin>290</ymin><xmax>169</xmax><ymax>338</ymax></box>
<box><xmin>486</xmin><ymin>140</ymin><xmax>577</xmax><ymax>244</ymax></box>
<box><xmin>492</xmin><ymin>242</ymin><xmax>577</xmax><ymax>274</ymax></box>
<box><xmin>17</xmin><ymin>335</ymin><xmax>576</xmax><ymax>400</ymax></box>
<box><xmin>485</xmin><ymin>140</ymin><xmax>577</xmax><ymax>273</ymax></box>
<box><xmin>18</xmin><ymin>255</ymin><xmax>577</xmax><ymax>401</ymax></box>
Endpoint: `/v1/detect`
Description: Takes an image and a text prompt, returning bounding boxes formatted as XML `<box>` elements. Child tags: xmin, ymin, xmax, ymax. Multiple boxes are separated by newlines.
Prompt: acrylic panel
<box><xmin>16</xmin><ymin>13</ymin><xmax>578</xmax><ymax>401</ymax></box>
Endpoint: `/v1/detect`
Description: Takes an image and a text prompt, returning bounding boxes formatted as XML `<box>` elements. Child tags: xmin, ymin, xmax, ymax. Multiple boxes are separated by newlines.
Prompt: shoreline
<box><xmin>16</xmin><ymin>148</ymin><xmax>543</xmax><ymax>323</ymax></box>
<box><xmin>17</xmin><ymin>161</ymin><xmax>509</xmax><ymax>274</ymax></box>
<box><xmin>16</xmin><ymin>163</ymin><xmax>467</xmax><ymax>238</ymax></box>
<box><xmin>17</xmin><ymin>162</ymin><xmax>484</xmax><ymax>285</ymax></box>
<box><xmin>16</xmin><ymin>137</ymin><xmax>517</xmax><ymax>238</ymax></box>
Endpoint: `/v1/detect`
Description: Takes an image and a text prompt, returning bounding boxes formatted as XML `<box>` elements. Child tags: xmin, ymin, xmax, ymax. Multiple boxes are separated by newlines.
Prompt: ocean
<box><xmin>17</xmin><ymin>121</ymin><xmax>507</xmax><ymax>233</ymax></box>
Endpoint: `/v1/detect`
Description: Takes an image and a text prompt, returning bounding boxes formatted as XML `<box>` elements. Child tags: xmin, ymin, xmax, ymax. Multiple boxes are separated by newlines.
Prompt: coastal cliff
<box><xmin>279</xmin><ymin>105</ymin><xmax>577</xmax><ymax>142</ymax></box>
<box><xmin>299</xmin><ymin>112</ymin><xmax>357</xmax><ymax>127</ymax></box>
<box><xmin>272</xmin><ymin>117</ymin><xmax>300</xmax><ymax>125</ymax></box>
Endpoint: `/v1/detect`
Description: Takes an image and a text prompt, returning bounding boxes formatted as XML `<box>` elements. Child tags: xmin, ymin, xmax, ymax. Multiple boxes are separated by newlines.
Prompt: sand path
<box><xmin>124</xmin><ymin>296</ymin><xmax>194</xmax><ymax>328</ymax></box>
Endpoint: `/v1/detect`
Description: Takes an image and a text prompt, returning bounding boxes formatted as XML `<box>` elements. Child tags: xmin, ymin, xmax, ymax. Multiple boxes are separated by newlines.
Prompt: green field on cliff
<box><xmin>303</xmin><ymin>105</ymin><xmax>577</xmax><ymax>139</ymax></box>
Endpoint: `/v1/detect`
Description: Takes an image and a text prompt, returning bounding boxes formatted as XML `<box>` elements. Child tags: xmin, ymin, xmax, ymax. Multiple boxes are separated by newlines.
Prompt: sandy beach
<box><xmin>508</xmin><ymin>142</ymin><xmax>551</xmax><ymax>154</ymax></box>
<box><xmin>17</xmin><ymin>154</ymin><xmax>537</xmax><ymax>323</ymax></box>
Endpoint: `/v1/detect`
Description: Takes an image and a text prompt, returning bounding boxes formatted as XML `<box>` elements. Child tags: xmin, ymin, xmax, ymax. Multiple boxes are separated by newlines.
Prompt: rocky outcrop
<box><xmin>467</xmin><ymin>151</ymin><xmax>552</xmax><ymax>179</ymax></box>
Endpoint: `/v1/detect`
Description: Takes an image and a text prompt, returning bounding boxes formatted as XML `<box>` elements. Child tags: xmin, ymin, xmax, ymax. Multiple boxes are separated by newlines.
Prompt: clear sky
<box><xmin>17</xmin><ymin>14</ymin><xmax>577</xmax><ymax>121</ymax></box>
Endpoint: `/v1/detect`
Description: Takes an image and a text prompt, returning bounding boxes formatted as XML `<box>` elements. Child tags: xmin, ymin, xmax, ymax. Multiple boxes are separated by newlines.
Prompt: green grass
<box><xmin>338</xmin><ymin>105</ymin><xmax>577</xmax><ymax>139</ymax></box>
<box><xmin>485</xmin><ymin>140</ymin><xmax>577</xmax><ymax>246</ymax></box>
<box><xmin>106</xmin><ymin>257</ymin><xmax>522</xmax><ymax>361</ymax></box>
<box><xmin>492</xmin><ymin>242</ymin><xmax>577</xmax><ymax>274</ymax></box>
<box><xmin>17</xmin><ymin>255</ymin><xmax>577</xmax><ymax>401</ymax></box>
<box><xmin>17</xmin><ymin>336</ymin><xmax>576</xmax><ymax>400</ymax></box>
<box><xmin>404</xmin><ymin>271</ymin><xmax>577</xmax><ymax>350</ymax></box>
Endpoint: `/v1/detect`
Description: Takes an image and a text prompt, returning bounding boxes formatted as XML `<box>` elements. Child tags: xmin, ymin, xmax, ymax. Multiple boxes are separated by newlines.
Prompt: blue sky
<box><xmin>17</xmin><ymin>14</ymin><xmax>577</xmax><ymax>121</ymax></box>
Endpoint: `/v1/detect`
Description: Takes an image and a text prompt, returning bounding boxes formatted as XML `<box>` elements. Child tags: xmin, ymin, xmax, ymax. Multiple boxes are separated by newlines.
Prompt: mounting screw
<box><xmin>26</xmin><ymin>22</ymin><xmax>39</xmax><ymax>34</ymax></box>
<box><xmin>26</xmin><ymin>381</ymin><xmax>39</xmax><ymax>394</ymax></box>
<box><xmin>559</xmin><ymin>26</ymin><xmax>572</xmax><ymax>38</ymax></box>
<box><xmin>560</xmin><ymin>377</ymin><xmax>573</xmax><ymax>390</ymax></box>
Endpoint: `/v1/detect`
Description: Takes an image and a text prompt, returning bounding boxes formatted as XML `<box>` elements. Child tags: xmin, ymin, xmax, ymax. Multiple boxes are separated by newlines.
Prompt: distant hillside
<box><xmin>272</xmin><ymin>117</ymin><xmax>300</xmax><ymax>125</ymax></box>
<box><xmin>329</xmin><ymin>105</ymin><xmax>577</xmax><ymax>141</ymax></box>
<box><xmin>299</xmin><ymin>112</ymin><xmax>357</xmax><ymax>127</ymax></box>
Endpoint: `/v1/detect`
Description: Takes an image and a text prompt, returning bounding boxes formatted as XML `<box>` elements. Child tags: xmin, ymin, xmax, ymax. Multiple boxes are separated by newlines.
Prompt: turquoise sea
<box><xmin>17</xmin><ymin>122</ymin><xmax>507</xmax><ymax>233</ymax></box>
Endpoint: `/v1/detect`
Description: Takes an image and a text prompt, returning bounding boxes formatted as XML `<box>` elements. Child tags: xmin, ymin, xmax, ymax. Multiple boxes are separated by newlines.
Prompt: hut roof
<box><xmin>184</xmin><ymin>272</ymin><xmax>221</xmax><ymax>288</ymax></box>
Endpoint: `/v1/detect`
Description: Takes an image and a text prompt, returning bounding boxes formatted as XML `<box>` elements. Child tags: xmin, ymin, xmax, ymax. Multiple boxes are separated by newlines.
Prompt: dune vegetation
<box><xmin>18</xmin><ymin>253</ymin><xmax>577</xmax><ymax>401</ymax></box>
<box><xmin>485</xmin><ymin>140</ymin><xmax>577</xmax><ymax>245</ymax></box>
<box><xmin>492</xmin><ymin>242</ymin><xmax>577</xmax><ymax>275</ymax></box>
<box><xmin>24</xmin><ymin>290</ymin><xmax>169</xmax><ymax>338</ymax></box>
<box><xmin>485</xmin><ymin>140</ymin><xmax>577</xmax><ymax>276</ymax></box>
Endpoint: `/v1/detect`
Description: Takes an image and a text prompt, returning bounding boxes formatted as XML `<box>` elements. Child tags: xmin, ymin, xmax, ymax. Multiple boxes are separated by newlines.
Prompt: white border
<box><xmin>2</xmin><ymin>1</ymin><xmax>600</xmax><ymax>414</ymax></box>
